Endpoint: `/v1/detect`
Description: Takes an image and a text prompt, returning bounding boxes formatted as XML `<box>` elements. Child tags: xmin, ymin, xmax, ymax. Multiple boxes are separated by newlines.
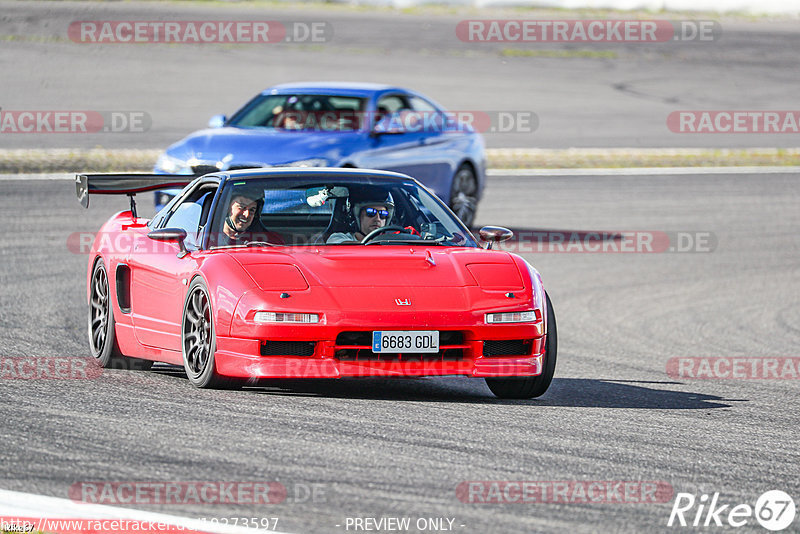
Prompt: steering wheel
<box><xmin>361</xmin><ymin>225</ymin><xmax>409</xmax><ymax>244</ymax></box>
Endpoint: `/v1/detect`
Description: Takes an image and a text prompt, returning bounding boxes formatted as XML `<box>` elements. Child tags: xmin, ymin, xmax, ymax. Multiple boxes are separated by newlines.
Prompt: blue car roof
<box><xmin>264</xmin><ymin>82</ymin><xmax>404</xmax><ymax>97</ymax></box>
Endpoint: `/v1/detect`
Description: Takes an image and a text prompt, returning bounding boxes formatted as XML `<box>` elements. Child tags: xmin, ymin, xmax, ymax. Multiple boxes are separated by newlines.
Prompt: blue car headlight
<box><xmin>155</xmin><ymin>153</ymin><xmax>193</xmax><ymax>174</ymax></box>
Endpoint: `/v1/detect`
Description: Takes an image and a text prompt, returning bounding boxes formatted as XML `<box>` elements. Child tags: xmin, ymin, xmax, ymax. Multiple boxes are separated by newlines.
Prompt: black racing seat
<box><xmin>315</xmin><ymin>198</ymin><xmax>352</xmax><ymax>243</ymax></box>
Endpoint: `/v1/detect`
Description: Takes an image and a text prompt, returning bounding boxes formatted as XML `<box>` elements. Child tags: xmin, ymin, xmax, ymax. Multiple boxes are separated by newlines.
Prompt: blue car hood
<box><xmin>167</xmin><ymin>127</ymin><xmax>362</xmax><ymax>166</ymax></box>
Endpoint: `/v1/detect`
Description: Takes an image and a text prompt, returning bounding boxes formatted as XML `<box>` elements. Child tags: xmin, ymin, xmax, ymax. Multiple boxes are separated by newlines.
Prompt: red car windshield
<box><xmin>207</xmin><ymin>176</ymin><xmax>477</xmax><ymax>249</ymax></box>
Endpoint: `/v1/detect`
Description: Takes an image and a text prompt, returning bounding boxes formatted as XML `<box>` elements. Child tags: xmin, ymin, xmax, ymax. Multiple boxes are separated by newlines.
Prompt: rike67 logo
<box><xmin>668</xmin><ymin>490</ymin><xmax>796</xmax><ymax>531</ymax></box>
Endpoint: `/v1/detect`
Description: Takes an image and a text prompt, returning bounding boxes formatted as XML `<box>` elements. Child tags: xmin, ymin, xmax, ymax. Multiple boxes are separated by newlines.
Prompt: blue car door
<box><xmin>357</xmin><ymin>94</ymin><xmax>449</xmax><ymax>196</ymax></box>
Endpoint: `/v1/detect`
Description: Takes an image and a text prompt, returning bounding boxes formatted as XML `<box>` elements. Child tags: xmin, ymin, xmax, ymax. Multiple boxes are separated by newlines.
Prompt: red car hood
<box><xmin>229</xmin><ymin>246</ymin><xmax>525</xmax><ymax>289</ymax></box>
<box><xmin>225</xmin><ymin>247</ymin><xmax>535</xmax><ymax>324</ymax></box>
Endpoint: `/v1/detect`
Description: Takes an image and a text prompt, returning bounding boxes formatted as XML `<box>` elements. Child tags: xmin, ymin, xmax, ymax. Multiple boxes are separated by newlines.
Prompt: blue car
<box><xmin>154</xmin><ymin>82</ymin><xmax>486</xmax><ymax>226</ymax></box>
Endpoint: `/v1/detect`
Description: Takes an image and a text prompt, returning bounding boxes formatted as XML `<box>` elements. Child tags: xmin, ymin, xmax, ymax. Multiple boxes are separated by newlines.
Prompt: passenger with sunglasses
<box><xmin>327</xmin><ymin>192</ymin><xmax>394</xmax><ymax>244</ymax></box>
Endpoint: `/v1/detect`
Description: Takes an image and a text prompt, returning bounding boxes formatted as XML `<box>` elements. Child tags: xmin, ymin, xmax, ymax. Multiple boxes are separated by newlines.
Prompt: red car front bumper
<box><xmin>214</xmin><ymin>334</ymin><xmax>545</xmax><ymax>379</ymax></box>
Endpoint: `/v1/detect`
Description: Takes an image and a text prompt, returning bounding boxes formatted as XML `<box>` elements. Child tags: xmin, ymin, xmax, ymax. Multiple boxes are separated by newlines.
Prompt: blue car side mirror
<box><xmin>208</xmin><ymin>114</ymin><xmax>227</xmax><ymax>128</ymax></box>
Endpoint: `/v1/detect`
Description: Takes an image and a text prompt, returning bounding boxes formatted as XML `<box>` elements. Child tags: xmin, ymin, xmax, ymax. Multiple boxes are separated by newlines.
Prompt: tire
<box><xmin>181</xmin><ymin>277</ymin><xmax>234</xmax><ymax>388</ymax></box>
<box><xmin>485</xmin><ymin>292</ymin><xmax>557</xmax><ymax>399</ymax></box>
<box><xmin>88</xmin><ymin>259</ymin><xmax>152</xmax><ymax>371</ymax></box>
<box><xmin>449</xmin><ymin>164</ymin><xmax>479</xmax><ymax>228</ymax></box>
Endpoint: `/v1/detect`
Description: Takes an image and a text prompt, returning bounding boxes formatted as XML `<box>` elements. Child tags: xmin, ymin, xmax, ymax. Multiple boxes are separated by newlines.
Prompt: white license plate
<box><xmin>372</xmin><ymin>331</ymin><xmax>440</xmax><ymax>353</ymax></box>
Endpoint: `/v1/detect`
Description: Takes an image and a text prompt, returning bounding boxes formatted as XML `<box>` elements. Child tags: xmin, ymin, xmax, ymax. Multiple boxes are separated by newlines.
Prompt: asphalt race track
<box><xmin>2</xmin><ymin>1</ymin><xmax>800</xmax><ymax>149</ymax></box>
<box><xmin>1</xmin><ymin>171</ymin><xmax>798</xmax><ymax>533</ymax></box>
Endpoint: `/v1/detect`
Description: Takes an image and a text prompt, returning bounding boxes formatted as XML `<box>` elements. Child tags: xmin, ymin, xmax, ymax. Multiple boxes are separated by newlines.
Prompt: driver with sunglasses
<box><xmin>327</xmin><ymin>191</ymin><xmax>394</xmax><ymax>244</ymax></box>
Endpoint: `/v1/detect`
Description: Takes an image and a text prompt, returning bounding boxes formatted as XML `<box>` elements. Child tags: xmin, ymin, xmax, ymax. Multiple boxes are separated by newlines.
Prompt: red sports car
<box><xmin>77</xmin><ymin>168</ymin><xmax>556</xmax><ymax>398</ymax></box>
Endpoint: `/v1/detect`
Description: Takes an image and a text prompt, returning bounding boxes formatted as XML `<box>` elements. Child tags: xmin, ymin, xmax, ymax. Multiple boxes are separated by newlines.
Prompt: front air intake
<box><xmin>483</xmin><ymin>340</ymin><xmax>532</xmax><ymax>357</ymax></box>
<box><xmin>261</xmin><ymin>341</ymin><xmax>315</xmax><ymax>357</ymax></box>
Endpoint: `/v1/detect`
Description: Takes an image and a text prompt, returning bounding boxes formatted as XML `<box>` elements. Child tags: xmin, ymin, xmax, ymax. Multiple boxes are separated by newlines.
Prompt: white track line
<box><xmin>488</xmin><ymin>166</ymin><xmax>800</xmax><ymax>176</ymax></box>
<box><xmin>0</xmin><ymin>489</ymin><xmax>288</xmax><ymax>534</ymax></box>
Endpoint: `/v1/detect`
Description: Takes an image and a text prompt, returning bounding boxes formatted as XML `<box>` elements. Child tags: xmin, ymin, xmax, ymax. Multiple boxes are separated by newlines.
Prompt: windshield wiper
<box><xmin>244</xmin><ymin>241</ymin><xmax>279</xmax><ymax>247</ymax></box>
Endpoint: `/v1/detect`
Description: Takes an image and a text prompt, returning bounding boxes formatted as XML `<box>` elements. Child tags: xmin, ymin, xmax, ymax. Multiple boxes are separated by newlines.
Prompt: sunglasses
<box><xmin>361</xmin><ymin>207</ymin><xmax>390</xmax><ymax>220</ymax></box>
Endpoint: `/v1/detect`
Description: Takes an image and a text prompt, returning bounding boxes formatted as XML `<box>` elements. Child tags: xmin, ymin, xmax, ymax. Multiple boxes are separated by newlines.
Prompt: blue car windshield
<box><xmin>207</xmin><ymin>176</ymin><xmax>478</xmax><ymax>249</ymax></box>
<box><xmin>228</xmin><ymin>94</ymin><xmax>367</xmax><ymax>132</ymax></box>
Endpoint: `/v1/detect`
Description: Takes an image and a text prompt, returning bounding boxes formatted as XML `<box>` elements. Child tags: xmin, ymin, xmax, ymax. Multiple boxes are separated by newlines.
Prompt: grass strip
<box><xmin>1</xmin><ymin>147</ymin><xmax>799</xmax><ymax>174</ymax></box>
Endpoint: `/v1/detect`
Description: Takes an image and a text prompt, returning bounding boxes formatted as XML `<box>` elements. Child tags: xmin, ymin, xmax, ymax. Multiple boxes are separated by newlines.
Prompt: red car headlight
<box><xmin>485</xmin><ymin>311</ymin><xmax>538</xmax><ymax>324</ymax></box>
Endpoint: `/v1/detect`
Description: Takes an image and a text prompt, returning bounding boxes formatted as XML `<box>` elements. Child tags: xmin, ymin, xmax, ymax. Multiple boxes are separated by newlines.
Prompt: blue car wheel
<box><xmin>449</xmin><ymin>164</ymin><xmax>479</xmax><ymax>228</ymax></box>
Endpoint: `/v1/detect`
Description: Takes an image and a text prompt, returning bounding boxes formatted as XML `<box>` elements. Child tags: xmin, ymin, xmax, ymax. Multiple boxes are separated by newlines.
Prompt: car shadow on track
<box><xmin>245</xmin><ymin>377</ymin><xmax>735</xmax><ymax>409</ymax></box>
<box><xmin>537</xmin><ymin>378</ymin><xmax>738</xmax><ymax>409</ymax></box>
<box><xmin>149</xmin><ymin>366</ymin><xmax>737</xmax><ymax>409</ymax></box>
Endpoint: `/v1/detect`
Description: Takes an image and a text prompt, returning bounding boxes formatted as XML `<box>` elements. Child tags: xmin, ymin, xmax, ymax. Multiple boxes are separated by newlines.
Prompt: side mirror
<box><xmin>371</xmin><ymin>113</ymin><xmax>407</xmax><ymax>136</ymax></box>
<box><xmin>479</xmin><ymin>226</ymin><xmax>513</xmax><ymax>250</ymax></box>
<box><xmin>208</xmin><ymin>114</ymin><xmax>227</xmax><ymax>128</ymax></box>
<box><xmin>148</xmin><ymin>228</ymin><xmax>189</xmax><ymax>258</ymax></box>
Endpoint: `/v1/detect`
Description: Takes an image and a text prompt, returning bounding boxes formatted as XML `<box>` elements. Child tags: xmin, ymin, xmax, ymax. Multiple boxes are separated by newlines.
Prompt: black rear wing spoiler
<box><xmin>75</xmin><ymin>173</ymin><xmax>194</xmax><ymax>217</ymax></box>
